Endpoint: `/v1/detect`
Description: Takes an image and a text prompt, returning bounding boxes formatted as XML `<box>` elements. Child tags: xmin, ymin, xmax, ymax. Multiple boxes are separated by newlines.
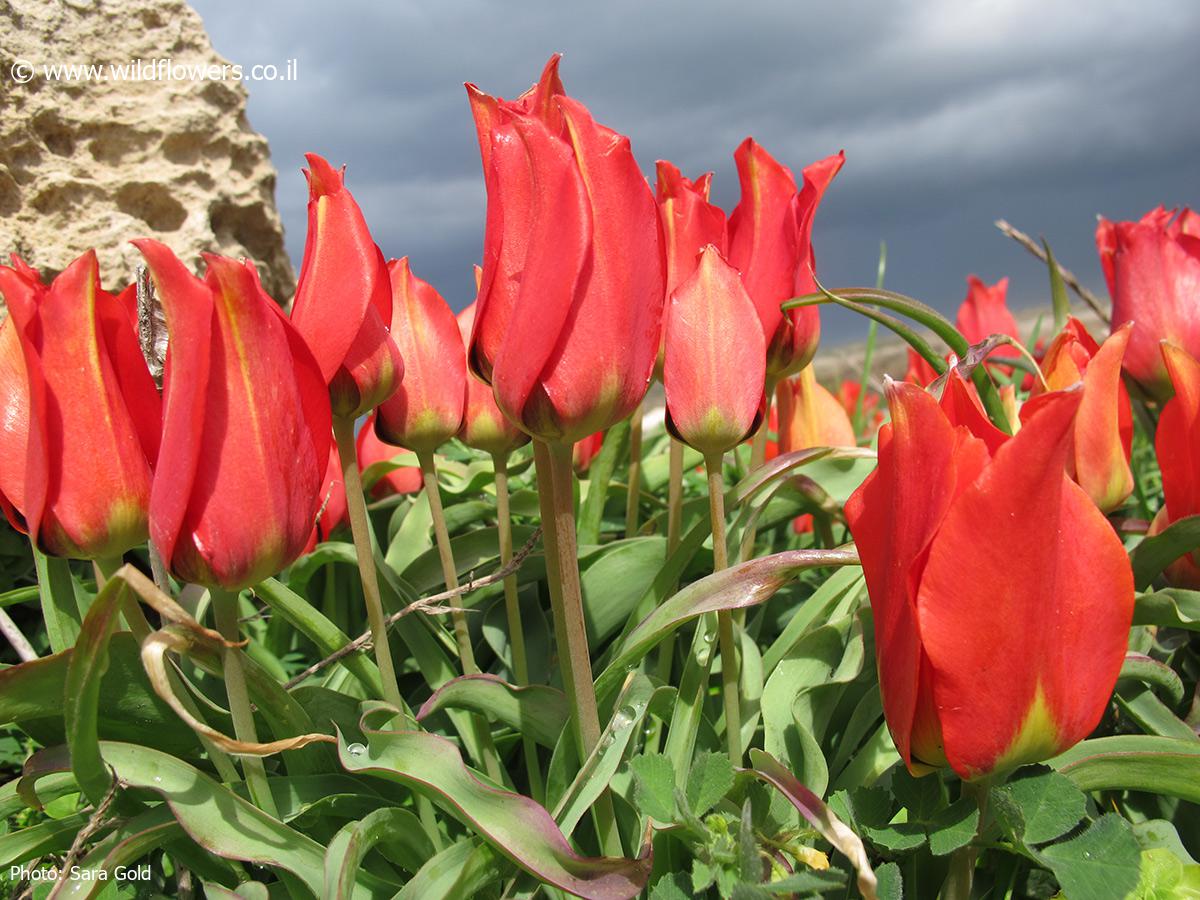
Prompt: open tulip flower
<box><xmin>845</xmin><ymin>374</ymin><xmax>1134</xmax><ymax>780</ymax></box>
<box><xmin>290</xmin><ymin>153</ymin><xmax>402</xmax><ymax>419</ymax></box>
<box><xmin>1023</xmin><ymin>318</ymin><xmax>1134</xmax><ymax>513</ymax></box>
<box><xmin>0</xmin><ymin>252</ymin><xmax>160</xmax><ymax>559</ymax></box>
<box><xmin>776</xmin><ymin>366</ymin><xmax>857</xmax><ymax>454</ymax></box>
<box><xmin>954</xmin><ymin>275</ymin><xmax>1021</xmax><ymax>373</ymax></box>
<box><xmin>1149</xmin><ymin>342</ymin><xmax>1200</xmax><ymax>587</ymax></box>
<box><xmin>466</xmin><ymin>56</ymin><xmax>664</xmax><ymax>443</ymax></box>
<box><xmin>135</xmin><ymin>239</ymin><xmax>331</xmax><ymax>590</ymax></box>
<box><xmin>356</xmin><ymin>411</ymin><xmax>422</xmax><ymax>498</ymax></box>
<box><xmin>1097</xmin><ymin>206</ymin><xmax>1200</xmax><ymax>400</ymax></box>
<box><xmin>727</xmin><ymin>140</ymin><xmax>843</xmax><ymax>383</ymax></box>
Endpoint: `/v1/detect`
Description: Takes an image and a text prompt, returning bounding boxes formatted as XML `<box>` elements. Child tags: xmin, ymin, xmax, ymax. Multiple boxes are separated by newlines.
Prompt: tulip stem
<box><xmin>705</xmin><ymin>453</ymin><xmax>742</xmax><ymax>765</ymax></box>
<box><xmin>332</xmin><ymin>416</ymin><xmax>410</xmax><ymax>723</ymax></box>
<box><xmin>95</xmin><ymin>556</ymin><xmax>153</xmax><ymax>643</ymax></box>
<box><xmin>740</xmin><ymin>382</ymin><xmax>776</xmax><ymax>565</ymax></box>
<box><xmin>494</xmin><ymin>452</ymin><xmax>544</xmax><ymax>802</ymax></box>
<box><xmin>943</xmin><ymin>778</ymin><xmax>992</xmax><ymax>900</ymax></box>
<box><xmin>534</xmin><ymin>440</ymin><xmax>622</xmax><ymax>856</ymax></box>
<box><xmin>624</xmin><ymin>402</ymin><xmax>644</xmax><ymax>538</ymax></box>
<box><xmin>211</xmin><ymin>587</ymin><xmax>278</xmax><ymax>818</ymax></box>
<box><xmin>651</xmin><ymin>438</ymin><xmax>686</xmax><ymax>745</ymax></box>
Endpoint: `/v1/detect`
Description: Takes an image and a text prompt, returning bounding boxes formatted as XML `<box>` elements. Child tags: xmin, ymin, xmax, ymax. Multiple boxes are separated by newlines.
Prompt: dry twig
<box><xmin>994</xmin><ymin>219</ymin><xmax>1110</xmax><ymax>324</ymax></box>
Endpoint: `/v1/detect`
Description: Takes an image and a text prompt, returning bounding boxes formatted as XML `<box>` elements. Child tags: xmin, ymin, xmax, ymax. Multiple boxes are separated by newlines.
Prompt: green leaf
<box><xmin>1130</xmin><ymin>515</ymin><xmax>1200</xmax><ymax>590</ymax></box>
<box><xmin>1134</xmin><ymin>589</ymin><xmax>1200</xmax><ymax>631</ymax></box>
<box><xmin>1132</xmin><ymin>848</ymin><xmax>1200</xmax><ymax>899</ymax></box>
<box><xmin>1132</xmin><ymin>819</ymin><xmax>1197</xmax><ymax>864</ymax></box>
<box><xmin>338</xmin><ymin>723</ymin><xmax>650</xmax><ymax>899</ymax></box>
<box><xmin>33</xmin><ymin>548</ymin><xmax>81</xmax><ymax>654</ymax></box>
<box><xmin>581</xmin><ymin>537</ymin><xmax>666</xmax><ymax>646</ymax></box>
<box><xmin>686</xmin><ymin>752</ymin><xmax>735</xmax><ymax>818</ymax></box>
<box><xmin>991</xmin><ymin>766</ymin><xmax>1087</xmax><ymax>845</ymax></box>
<box><xmin>394</xmin><ymin>839</ymin><xmax>504</xmax><ymax>900</ymax></box>
<box><xmin>417</xmin><ymin>674</ymin><xmax>568</xmax><ymax>749</ymax></box>
<box><xmin>578</xmin><ymin>421</ymin><xmax>630</xmax><ymax>545</ymax></box>
<box><xmin>926</xmin><ymin>798</ymin><xmax>979</xmax><ymax>857</ymax></box>
<box><xmin>649</xmin><ymin>873</ymin><xmax>692</xmax><ymax>900</ymax></box>
<box><xmin>738</xmin><ymin>799</ymin><xmax>760</xmax><ymax>881</ymax></box>
<box><xmin>1116</xmin><ymin>685</ymin><xmax>1197</xmax><ymax>740</ymax></box>
<box><xmin>1052</xmin><ymin>736</ymin><xmax>1200</xmax><ymax>803</ymax></box>
<box><xmin>630</xmin><ymin>753</ymin><xmax>678</xmax><ymax>824</ymax></box>
<box><xmin>323</xmin><ymin>807</ymin><xmax>432</xmax><ymax>897</ymax></box>
<box><xmin>1119</xmin><ymin>654</ymin><xmax>1187</xmax><ymax>708</ymax></box>
<box><xmin>1036</xmin><ymin>814</ymin><xmax>1141</xmax><ymax>900</ymax></box>
<box><xmin>873</xmin><ymin>861</ymin><xmax>903</xmax><ymax>900</ymax></box>
<box><xmin>1043</xmin><ymin>239</ymin><xmax>1071</xmax><ymax>331</ymax></box>
<box><xmin>761</xmin><ymin>869</ymin><xmax>847</xmax><ymax>895</ymax></box>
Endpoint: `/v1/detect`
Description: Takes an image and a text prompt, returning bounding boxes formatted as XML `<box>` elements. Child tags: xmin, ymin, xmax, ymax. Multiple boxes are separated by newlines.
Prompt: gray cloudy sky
<box><xmin>192</xmin><ymin>0</ymin><xmax>1199</xmax><ymax>342</ymax></box>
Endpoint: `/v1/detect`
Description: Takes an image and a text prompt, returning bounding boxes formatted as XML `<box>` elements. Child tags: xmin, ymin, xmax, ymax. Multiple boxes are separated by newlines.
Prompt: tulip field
<box><xmin>2</xmin><ymin>54</ymin><xmax>1200</xmax><ymax>900</ymax></box>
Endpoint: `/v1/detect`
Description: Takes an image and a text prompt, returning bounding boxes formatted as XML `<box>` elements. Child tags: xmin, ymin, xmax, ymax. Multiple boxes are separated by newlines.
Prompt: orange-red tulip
<box><xmin>1097</xmin><ymin>207</ymin><xmax>1200</xmax><ymax>400</ymax></box>
<box><xmin>1149</xmin><ymin>342</ymin><xmax>1200</xmax><ymax>587</ymax></box>
<box><xmin>357</xmin><ymin>411</ymin><xmax>422</xmax><ymax>499</ymax></box>
<box><xmin>572</xmin><ymin>431</ymin><xmax>605</xmax><ymax>474</ymax></box>
<box><xmin>1022</xmin><ymin>318</ymin><xmax>1134</xmax><ymax>512</ymax></box>
<box><xmin>845</xmin><ymin>375</ymin><xmax>1133</xmax><ymax>779</ymax></box>
<box><xmin>0</xmin><ymin>252</ymin><xmax>160</xmax><ymax>558</ymax></box>
<box><xmin>457</xmin><ymin>299</ymin><xmax>528</xmax><ymax>457</ymax></box>
<box><xmin>466</xmin><ymin>56</ymin><xmax>665</xmax><ymax>443</ymax></box>
<box><xmin>775</xmin><ymin>366</ymin><xmax>857</xmax><ymax>454</ymax></box>
<box><xmin>656</xmin><ymin>160</ymin><xmax>727</xmax><ymax>299</ymax></box>
<box><xmin>663</xmin><ymin>246</ymin><xmax>766</xmax><ymax>455</ymax></box>
<box><xmin>375</xmin><ymin>258</ymin><xmax>466</xmax><ymax>453</ymax></box>
<box><xmin>291</xmin><ymin>153</ymin><xmax>402</xmax><ymax>418</ymax></box>
<box><xmin>955</xmin><ymin>275</ymin><xmax>1020</xmax><ymax>350</ymax></box>
<box><xmin>727</xmin><ymin>140</ymin><xmax>843</xmax><ymax>382</ymax></box>
<box><xmin>136</xmin><ymin>240</ymin><xmax>331</xmax><ymax>590</ymax></box>
<box><xmin>904</xmin><ymin>349</ymin><xmax>939</xmax><ymax>387</ymax></box>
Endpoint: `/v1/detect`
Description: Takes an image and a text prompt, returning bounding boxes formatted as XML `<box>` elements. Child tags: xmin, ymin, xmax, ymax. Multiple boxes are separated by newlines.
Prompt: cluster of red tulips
<box><xmin>0</xmin><ymin>54</ymin><xmax>1198</xmax><ymax>880</ymax></box>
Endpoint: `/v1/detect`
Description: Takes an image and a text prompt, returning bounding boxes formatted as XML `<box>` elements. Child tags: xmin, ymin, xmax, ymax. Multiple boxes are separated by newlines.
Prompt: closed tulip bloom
<box><xmin>1097</xmin><ymin>207</ymin><xmax>1200</xmax><ymax>400</ymax></box>
<box><xmin>375</xmin><ymin>258</ymin><xmax>466</xmax><ymax>453</ymax></box>
<box><xmin>955</xmin><ymin>275</ymin><xmax>1020</xmax><ymax>348</ymax></box>
<box><xmin>291</xmin><ymin>153</ymin><xmax>402</xmax><ymax>418</ymax></box>
<box><xmin>663</xmin><ymin>246</ymin><xmax>766</xmax><ymax>455</ymax></box>
<box><xmin>457</xmin><ymin>297</ymin><xmax>528</xmax><ymax>456</ymax></box>
<box><xmin>357</xmin><ymin>411</ymin><xmax>422</xmax><ymax>499</ymax></box>
<box><xmin>1023</xmin><ymin>318</ymin><xmax>1134</xmax><ymax>512</ymax></box>
<box><xmin>776</xmin><ymin>366</ymin><xmax>857</xmax><ymax>454</ymax></box>
<box><xmin>466</xmin><ymin>56</ymin><xmax>665</xmax><ymax>443</ymax></box>
<box><xmin>727</xmin><ymin>140</ymin><xmax>843</xmax><ymax>381</ymax></box>
<box><xmin>135</xmin><ymin>240</ymin><xmax>331</xmax><ymax>590</ymax></box>
<box><xmin>845</xmin><ymin>377</ymin><xmax>1133</xmax><ymax>779</ymax></box>
<box><xmin>0</xmin><ymin>251</ymin><xmax>160</xmax><ymax>559</ymax></box>
<box><xmin>1148</xmin><ymin>342</ymin><xmax>1200</xmax><ymax>587</ymax></box>
<box><xmin>656</xmin><ymin>161</ymin><xmax>727</xmax><ymax>298</ymax></box>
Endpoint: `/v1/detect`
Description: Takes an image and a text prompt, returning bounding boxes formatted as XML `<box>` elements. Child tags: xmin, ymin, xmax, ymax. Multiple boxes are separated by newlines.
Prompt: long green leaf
<box><xmin>579</xmin><ymin>421</ymin><xmax>631</xmax><ymax>545</ymax></box>
<box><xmin>1130</xmin><ymin>515</ymin><xmax>1200</xmax><ymax>590</ymax></box>
<box><xmin>1043</xmin><ymin>239</ymin><xmax>1071</xmax><ymax>330</ymax></box>
<box><xmin>33</xmin><ymin>548</ymin><xmax>80</xmax><ymax>653</ymax></box>
<box><xmin>417</xmin><ymin>674</ymin><xmax>569</xmax><ymax>749</ymax></box>
<box><xmin>1134</xmin><ymin>588</ymin><xmax>1200</xmax><ymax>631</ymax></box>
<box><xmin>395</xmin><ymin>839</ymin><xmax>504</xmax><ymax>900</ymax></box>
<box><xmin>324</xmin><ymin>807</ymin><xmax>432</xmax><ymax>897</ymax></box>
<box><xmin>1051</xmin><ymin>736</ymin><xmax>1200</xmax><ymax>802</ymax></box>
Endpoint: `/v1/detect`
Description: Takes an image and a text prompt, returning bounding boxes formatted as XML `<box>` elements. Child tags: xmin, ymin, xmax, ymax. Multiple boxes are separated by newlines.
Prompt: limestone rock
<box><xmin>0</xmin><ymin>0</ymin><xmax>294</xmax><ymax>301</ymax></box>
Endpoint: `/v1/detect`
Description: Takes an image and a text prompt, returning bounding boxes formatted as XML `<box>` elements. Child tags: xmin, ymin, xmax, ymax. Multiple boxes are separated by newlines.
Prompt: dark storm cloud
<box><xmin>191</xmin><ymin>0</ymin><xmax>1200</xmax><ymax>340</ymax></box>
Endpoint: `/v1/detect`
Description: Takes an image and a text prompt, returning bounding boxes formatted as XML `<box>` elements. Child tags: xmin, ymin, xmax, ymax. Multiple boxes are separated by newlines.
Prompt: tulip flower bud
<box><xmin>1097</xmin><ymin>207</ymin><xmax>1200</xmax><ymax>400</ymax></box>
<box><xmin>663</xmin><ymin>246</ymin><xmax>766</xmax><ymax>455</ymax></box>
<box><xmin>291</xmin><ymin>154</ymin><xmax>403</xmax><ymax>419</ymax></box>
<box><xmin>0</xmin><ymin>251</ymin><xmax>160</xmax><ymax>559</ymax></box>
<box><xmin>135</xmin><ymin>240</ymin><xmax>331</xmax><ymax>590</ymax></box>
<box><xmin>457</xmin><ymin>297</ymin><xmax>528</xmax><ymax>457</ymax></box>
<box><xmin>375</xmin><ymin>258</ymin><xmax>466</xmax><ymax>453</ymax></box>
<box><xmin>955</xmin><ymin>275</ymin><xmax>1020</xmax><ymax>349</ymax></box>
<box><xmin>775</xmin><ymin>366</ymin><xmax>856</xmax><ymax>454</ymax></box>
<box><xmin>1148</xmin><ymin>341</ymin><xmax>1200</xmax><ymax>587</ymax></box>
<box><xmin>845</xmin><ymin>377</ymin><xmax>1134</xmax><ymax>779</ymax></box>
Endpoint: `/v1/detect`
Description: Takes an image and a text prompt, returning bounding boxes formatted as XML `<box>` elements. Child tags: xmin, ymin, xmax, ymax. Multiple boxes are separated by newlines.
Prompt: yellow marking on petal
<box><xmin>990</xmin><ymin>684</ymin><xmax>1060</xmax><ymax>775</ymax></box>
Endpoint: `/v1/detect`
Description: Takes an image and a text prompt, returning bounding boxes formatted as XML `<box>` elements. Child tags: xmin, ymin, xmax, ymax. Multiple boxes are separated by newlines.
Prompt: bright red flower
<box><xmin>572</xmin><ymin>431</ymin><xmax>605</xmax><ymax>474</ymax></box>
<box><xmin>956</xmin><ymin>275</ymin><xmax>1020</xmax><ymax>347</ymax></box>
<box><xmin>0</xmin><ymin>252</ymin><xmax>160</xmax><ymax>559</ymax></box>
<box><xmin>904</xmin><ymin>349</ymin><xmax>940</xmax><ymax>387</ymax></box>
<box><xmin>1023</xmin><ymin>318</ymin><xmax>1134</xmax><ymax>512</ymax></box>
<box><xmin>727</xmin><ymin>140</ymin><xmax>843</xmax><ymax>382</ymax></box>
<box><xmin>1148</xmin><ymin>342</ymin><xmax>1200</xmax><ymax>587</ymax></box>
<box><xmin>776</xmin><ymin>367</ymin><xmax>857</xmax><ymax>454</ymax></box>
<box><xmin>457</xmin><ymin>298</ymin><xmax>529</xmax><ymax>457</ymax></box>
<box><xmin>845</xmin><ymin>376</ymin><xmax>1134</xmax><ymax>779</ymax></box>
<box><xmin>655</xmin><ymin>161</ymin><xmax>727</xmax><ymax>300</ymax></box>
<box><xmin>663</xmin><ymin>246</ymin><xmax>766</xmax><ymax>455</ymax></box>
<box><xmin>303</xmin><ymin>443</ymin><xmax>350</xmax><ymax>553</ymax></box>
<box><xmin>136</xmin><ymin>240</ymin><xmax>331</xmax><ymax>590</ymax></box>
<box><xmin>836</xmin><ymin>379</ymin><xmax>884</xmax><ymax>439</ymax></box>
<box><xmin>357</xmin><ymin>411</ymin><xmax>422</xmax><ymax>499</ymax></box>
<box><xmin>1097</xmin><ymin>207</ymin><xmax>1200</xmax><ymax>400</ymax></box>
<box><xmin>466</xmin><ymin>56</ymin><xmax>665</xmax><ymax>443</ymax></box>
<box><xmin>291</xmin><ymin>153</ymin><xmax>402</xmax><ymax>418</ymax></box>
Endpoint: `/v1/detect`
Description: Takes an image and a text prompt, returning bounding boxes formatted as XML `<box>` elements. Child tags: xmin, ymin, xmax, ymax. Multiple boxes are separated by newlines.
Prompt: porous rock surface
<box><xmin>0</xmin><ymin>0</ymin><xmax>294</xmax><ymax>300</ymax></box>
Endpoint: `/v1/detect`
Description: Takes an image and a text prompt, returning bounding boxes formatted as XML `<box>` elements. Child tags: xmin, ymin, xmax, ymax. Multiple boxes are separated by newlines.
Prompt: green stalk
<box><xmin>211</xmin><ymin>587</ymin><xmax>278</xmax><ymax>818</ymax></box>
<box><xmin>649</xmin><ymin>438</ymin><xmax>685</xmax><ymax>753</ymax></box>
<box><xmin>739</xmin><ymin>380</ymin><xmax>776</xmax><ymax>565</ymax></box>
<box><xmin>534</xmin><ymin>440</ymin><xmax>621</xmax><ymax>856</ymax></box>
<box><xmin>943</xmin><ymin>778</ymin><xmax>992</xmax><ymax>900</ymax></box>
<box><xmin>494</xmin><ymin>452</ymin><xmax>544</xmax><ymax>802</ymax></box>
<box><xmin>332</xmin><ymin>416</ymin><xmax>409</xmax><ymax>722</ymax></box>
<box><xmin>624</xmin><ymin>402</ymin><xmax>644</xmax><ymax>538</ymax></box>
<box><xmin>705</xmin><ymin>453</ymin><xmax>741</xmax><ymax>765</ymax></box>
<box><xmin>33</xmin><ymin>545</ymin><xmax>80</xmax><ymax>653</ymax></box>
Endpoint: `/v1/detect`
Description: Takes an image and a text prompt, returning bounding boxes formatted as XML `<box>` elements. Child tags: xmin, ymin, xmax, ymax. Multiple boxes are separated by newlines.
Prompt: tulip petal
<box><xmin>1158</xmin><ymin>342</ymin><xmax>1200</xmax><ymax>525</ymax></box>
<box><xmin>917</xmin><ymin>389</ymin><xmax>1134</xmax><ymax>779</ymax></box>
<box><xmin>1074</xmin><ymin>323</ymin><xmax>1134</xmax><ymax>511</ymax></box>
<box><xmin>656</xmin><ymin>159</ymin><xmax>727</xmax><ymax>297</ymax></box>
<box><xmin>938</xmin><ymin>369</ymin><xmax>1008</xmax><ymax>455</ymax></box>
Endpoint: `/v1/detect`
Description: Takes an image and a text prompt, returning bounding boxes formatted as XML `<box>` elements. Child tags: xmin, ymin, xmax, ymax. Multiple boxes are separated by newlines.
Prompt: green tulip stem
<box><xmin>332</xmin><ymin>416</ymin><xmax>409</xmax><ymax>722</ymax></box>
<box><xmin>650</xmin><ymin>437</ymin><xmax>686</xmax><ymax>751</ymax></box>
<box><xmin>493</xmin><ymin>452</ymin><xmax>544</xmax><ymax>803</ymax></box>
<box><xmin>534</xmin><ymin>439</ymin><xmax>622</xmax><ymax>856</ymax></box>
<box><xmin>705</xmin><ymin>453</ymin><xmax>742</xmax><ymax>766</ymax></box>
<box><xmin>943</xmin><ymin>777</ymin><xmax>992</xmax><ymax>900</ymax></box>
<box><xmin>624</xmin><ymin>401</ymin><xmax>644</xmax><ymax>538</ymax></box>
<box><xmin>740</xmin><ymin>379</ymin><xmax>777</xmax><ymax>565</ymax></box>
<box><xmin>210</xmin><ymin>587</ymin><xmax>278</xmax><ymax>818</ymax></box>
<box><xmin>95</xmin><ymin>556</ymin><xmax>153</xmax><ymax>642</ymax></box>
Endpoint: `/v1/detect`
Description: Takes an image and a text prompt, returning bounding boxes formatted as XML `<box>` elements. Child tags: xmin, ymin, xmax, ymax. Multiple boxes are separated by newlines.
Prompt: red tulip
<box><xmin>1022</xmin><ymin>318</ymin><xmax>1134</xmax><ymax>512</ymax></box>
<box><xmin>457</xmin><ymin>298</ymin><xmax>529</xmax><ymax>456</ymax></box>
<box><xmin>466</xmin><ymin>56</ymin><xmax>665</xmax><ymax>443</ymax></box>
<box><xmin>904</xmin><ymin>349</ymin><xmax>939</xmax><ymax>387</ymax></box>
<box><xmin>656</xmin><ymin>161</ymin><xmax>727</xmax><ymax>299</ymax></box>
<box><xmin>727</xmin><ymin>140</ymin><xmax>843</xmax><ymax>382</ymax></box>
<box><xmin>955</xmin><ymin>275</ymin><xmax>1020</xmax><ymax>348</ymax></box>
<box><xmin>836</xmin><ymin>379</ymin><xmax>884</xmax><ymax>439</ymax></box>
<box><xmin>375</xmin><ymin>258</ymin><xmax>466</xmax><ymax>452</ymax></box>
<box><xmin>572</xmin><ymin>431</ymin><xmax>605</xmax><ymax>474</ymax></box>
<box><xmin>357</xmin><ymin>411</ymin><xmax>422</xmax><ymax>498</ymax></box>
<box><xmin>663</xmin><ymin>246</ymin><xmax>766</xmax><ymax>455</ymax></box>
<box><xmin>845</xmin><ymin>377</ymin><xmax>1133</xmax><ymax>779</ymax></box>
<box><xmin>291</xmin><ymin>153</ymin><xmax>403</xmax><ymax>418</ymax></box>
<box><xmin>0</xmin><ymin>252</ymin><xmax>160</xmax><ymax>559</ymax></box>
<box><xmin>135</xmin><ymin>240</ymin><xmax>331</xmax><ymax>590</ymax></box>
<box><xmin>775</xmin><ymin>366</ymin><xmax>857</xmax><ymax>453</ymax></box>
<box><xmin>1097</xmin><ymin>207</ymin><xmax>1200</xmax><ymax>400</ymax></box>
<box><xmin>1148</xmin><ymin>342</ymin><xmax>1200</xmax><ymax>587</ymax></box>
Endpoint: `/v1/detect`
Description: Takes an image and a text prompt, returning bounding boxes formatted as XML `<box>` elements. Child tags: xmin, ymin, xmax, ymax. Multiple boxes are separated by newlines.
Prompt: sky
<box><xmin>191</xmin><ymin>0</ymin><xmax>1200</xmax><ymax>342</ymax></box>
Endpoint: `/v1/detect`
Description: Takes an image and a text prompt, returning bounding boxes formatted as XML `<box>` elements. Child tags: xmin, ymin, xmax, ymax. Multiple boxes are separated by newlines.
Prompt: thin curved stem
<box><xmin>705</xmin><ymin>453</ymin><xmax>741</xmax><ymax>765</ymax></box>
<box><xmin>624</xmin><ymin>402</ymin><xmax>644</xmax><ymax>538</ymax></box>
